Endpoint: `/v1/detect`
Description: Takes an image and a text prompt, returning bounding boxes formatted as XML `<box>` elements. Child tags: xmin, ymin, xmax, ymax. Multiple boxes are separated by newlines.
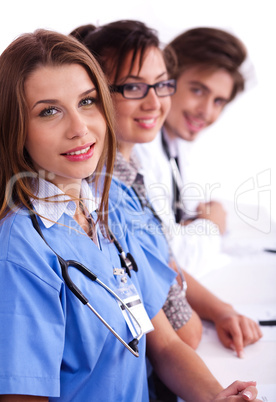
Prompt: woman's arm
<box><xmin>184</xmin><ymin>271</ymin><xmax>263</xmax><ymax>357</ymax></box>
<box><xmin>147</xmin><ymin>309</ymin><xmax>223</xmax><ymax>401</ymax></box>
<box><xmin>146</xmin><ymin>309</ymin><xmax>261</xmax><ymax>401</ymax></box>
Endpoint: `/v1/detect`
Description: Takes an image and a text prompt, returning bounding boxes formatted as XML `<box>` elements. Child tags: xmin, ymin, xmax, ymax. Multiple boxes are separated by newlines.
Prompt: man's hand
<box><xmin>196</xmin><ymin>201</ymin><xmax>227</xmax><ymax>234</ymax></box>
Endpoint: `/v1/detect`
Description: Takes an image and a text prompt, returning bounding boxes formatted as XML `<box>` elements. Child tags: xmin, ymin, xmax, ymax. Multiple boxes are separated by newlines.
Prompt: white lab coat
<box><xmin>135</xmin><ymin>130</ymin><xmax>226</xmax><ymax>279</ymax></box>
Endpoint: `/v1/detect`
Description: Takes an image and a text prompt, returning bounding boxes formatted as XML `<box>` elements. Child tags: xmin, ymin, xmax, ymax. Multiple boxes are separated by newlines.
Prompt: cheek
<box><xmin>25</xmin><ymin>133</ymin><xmax>51</xmax><ymax>159</ymax></box>
<box><xmin>170</xmin><ymin>92</ymin><xmax>185</xmax><ymax>113</ymax></box>
<box><xmin>25</xmin><ymin>119</ymin><xmax>53</xmax><ymax>149</ymax></box>
<box><xmin>216</xmin><ymin>107</ymin><xmax>224</xmax><ymax>119</ymax></box>
<box><xmin>114</xmin><ymin>105</ymin><xmax>133</xmax><ymax>134</ymax></box>
<box><xmin>162</xmin><ymin>98</ymin><xmax>172</xmax><ymax>118</ymax></box>
<box><xmin>24</xmin><ymin>130</ymin><xmax>40</xmax><ymax>157</ymax></box>
<box><xmin>115</xmin><ymin>102</ymin><xmax>132</xmax><ymax>120</ymax></box>
<box><xmin>210</xmin><ymin>108</ymin><xmax>223</xmax><ymax>124</ymax></box>
<box><xmin>93</xmin><ymin>113</ymin><xmax>108</xmax><ymax>141</ymax></box>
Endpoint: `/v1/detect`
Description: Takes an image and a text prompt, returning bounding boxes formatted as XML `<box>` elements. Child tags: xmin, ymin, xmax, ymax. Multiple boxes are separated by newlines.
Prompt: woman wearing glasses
<box><xmin>71</xmin><ymin>20</ymin><xmax>262</xmax><ymax>402</ymax></box>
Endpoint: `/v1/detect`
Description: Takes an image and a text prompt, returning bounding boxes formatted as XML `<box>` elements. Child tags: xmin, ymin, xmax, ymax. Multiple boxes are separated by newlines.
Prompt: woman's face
<box><xmin>164</xmin><ymin>66</ymin><xmax>234</xmax><ymax>141</ymax></box>
<box><xmin>111</xmin><ymin>46</ymin><xmax>171</xmax><ymax>159</ymax></box>
<box><xmin>24</xmin><ymin>64</ymin><xmax>106</xmax><ymax>191</ymax></box>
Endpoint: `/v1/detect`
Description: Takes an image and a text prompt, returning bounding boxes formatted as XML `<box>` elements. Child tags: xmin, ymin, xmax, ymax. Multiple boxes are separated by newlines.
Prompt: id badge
<box><xmin>116</xmin><ymin>277</ymin><xmax>154</xmax><ymax>337</ymax></box>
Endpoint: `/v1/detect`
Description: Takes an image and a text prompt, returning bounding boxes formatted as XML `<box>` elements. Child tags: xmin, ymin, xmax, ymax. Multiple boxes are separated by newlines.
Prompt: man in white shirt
<box><xmin>135</xmin><ymin>27</ymin><xmax>247</xmax><ymax>277</ymax></box>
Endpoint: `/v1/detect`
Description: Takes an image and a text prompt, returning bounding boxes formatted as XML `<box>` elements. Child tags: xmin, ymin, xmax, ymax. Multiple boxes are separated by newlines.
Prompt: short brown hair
<box><xmin>164</xmin><ymin>27</ymin><xmax>247</xmax><ymax>101</ymax></box>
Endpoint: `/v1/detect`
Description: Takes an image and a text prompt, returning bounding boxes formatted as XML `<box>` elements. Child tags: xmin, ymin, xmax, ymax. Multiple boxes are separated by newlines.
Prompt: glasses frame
<box><xmin>110</xmin><ymin>79</ymin><xmax>177</xmax><ymax>99</ymax></box>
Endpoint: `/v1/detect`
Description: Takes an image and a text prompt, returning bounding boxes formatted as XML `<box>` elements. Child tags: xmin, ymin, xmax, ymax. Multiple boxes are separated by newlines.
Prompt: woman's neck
<box><xmin>51</xmin><ymin>179</ymin><xmax>82</xmax><ymax>206</ymax></box>
<box><xmin>118</xmin><ymin>142</ymin><xmax>134</xmax><ymax>162</ymax></box>
<box><xmin>51</xmin><ymin>178</ymin><xmax>84</xmax><ymax>218</ymax></box>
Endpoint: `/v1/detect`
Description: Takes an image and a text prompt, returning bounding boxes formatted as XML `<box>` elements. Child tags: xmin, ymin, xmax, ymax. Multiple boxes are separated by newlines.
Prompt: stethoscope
<box><xmin>161</xmin><ymin>129</ymin><xmax>184</xmax><ymax>201</ymax></box>
<box><xmin>29</xmin><ymin>211</ymin><xmax>143</xmax><ymax>357</ymax></box>
<box><xmin>161</xmin><ymin>129</ymin><xmax>195</xmax><ymax>224</ymax></box>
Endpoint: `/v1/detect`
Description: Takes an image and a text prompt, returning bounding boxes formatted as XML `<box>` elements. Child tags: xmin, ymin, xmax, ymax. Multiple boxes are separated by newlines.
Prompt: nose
<box><xmin>198</xmin><ymin>97</ymin><xmax>216</xmax><ymax>122</ymax></box>
<box><xmin>141</xmin><ymin>87</ymin><xmax>161</xmax><ymax>110</ymax></box>
<box><xmin>66</xmin><ymin>110</ymin><xmax>88</xmax><ymax>139</ymax></box>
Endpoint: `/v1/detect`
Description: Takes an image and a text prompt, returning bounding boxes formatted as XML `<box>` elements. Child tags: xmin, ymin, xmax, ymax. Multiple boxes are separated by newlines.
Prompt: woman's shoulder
<box><xmin>109</xmin><ymin>177</ymin><xmax>142</xmax><ymax>211</ymax></box>
<box><xmin>1</xmin><ymin>208</ymin><xmax>40</xmax><ymax>262</ymax></box>
<box><xmin>0</xmin><ymin>208</ymin><xmax>31</xmax><ymax>251</ymax></box>
<box><xmin>0</xmin><ymin>208</ymin><xmax>62</xmax><ymax>288</ymax></box>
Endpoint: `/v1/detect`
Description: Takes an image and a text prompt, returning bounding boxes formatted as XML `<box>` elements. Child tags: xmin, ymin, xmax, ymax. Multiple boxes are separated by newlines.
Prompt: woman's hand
<box><xmin>184</xmin><ymin>271</ymin><xmax>263</xmax><ymax>357</ymax></box>
<box><xmin>213</xmin><ymin>380</ymin><xmax>262</xmax><ymax>401</ymax></box>
<box><xmin>214</xmin><ymin>310</ymin><xmax>263</xmax><ymax>358</ymax></box>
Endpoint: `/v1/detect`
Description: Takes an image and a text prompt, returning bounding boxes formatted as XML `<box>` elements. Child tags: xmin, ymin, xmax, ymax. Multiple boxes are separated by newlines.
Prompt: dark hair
<box><xmin>164</xmin><ymin>27</ymin><xmax>247</xmax><ymax>101</ymax></box>
<box><xmin>0</xmin><ymin>29</ymin><xmax>116</xmax><ymax>228</ymax></box>
<box><xmin>70</xmin><ymin>20</ymin><xmax>160</xmax><ymax>83</ymax></box>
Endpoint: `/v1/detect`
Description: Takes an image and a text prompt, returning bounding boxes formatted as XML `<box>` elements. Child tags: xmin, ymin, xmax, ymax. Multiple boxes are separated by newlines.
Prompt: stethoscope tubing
<box><xmin>86</xmin><ymin>278</ymin><xmax>143</xmax><ymax>357</ymax></box>
<box><xmin>29</xmin><ymin>210</ymin><xmax>142</xmax><ymax>357</ymax></box>
<box><xmin>60</xmin><ymin>258</ymin><xmax>143</xmax><ymax>357</ymax></box>
<box><xmin>169</xmin><ymin>157</ymin><xmax>184</xmax><ymax>191</ymax></box>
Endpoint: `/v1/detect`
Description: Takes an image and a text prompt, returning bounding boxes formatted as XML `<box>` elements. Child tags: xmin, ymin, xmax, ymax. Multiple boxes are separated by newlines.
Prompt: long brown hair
<box><xmin>164</xmin><ymin>27</ymin><xmax>247</xmax><ymax>101</ymax></box>
<box><xmin>0</xmin><ymin>29</ymin><xmax>116</xmax><ymax>229</ymax></box>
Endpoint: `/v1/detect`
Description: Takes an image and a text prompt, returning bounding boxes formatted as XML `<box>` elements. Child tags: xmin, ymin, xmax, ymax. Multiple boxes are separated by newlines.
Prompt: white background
<box><xmin>1</xmin><ymin>0</ymin><xmax>275</xmax><ymax>225</ymax></box>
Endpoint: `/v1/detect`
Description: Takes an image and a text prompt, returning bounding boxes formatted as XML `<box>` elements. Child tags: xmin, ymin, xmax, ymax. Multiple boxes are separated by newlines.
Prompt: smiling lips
<box><xmin>184</xmin><ymin>112</ymin><xmax>207</xmax><ymax>133</ymax></box>
<box><xmin>62</xmin><ymin>143</ymin><xmax>95</xmax><ymax>161</ymax></box>
<box><xmin>135</xmin><ymin>117</ymin><xmax>157</xmax><ymax>128</ymax></box>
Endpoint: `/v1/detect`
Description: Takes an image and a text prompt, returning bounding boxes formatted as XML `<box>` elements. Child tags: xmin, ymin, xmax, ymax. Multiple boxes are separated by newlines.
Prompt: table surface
<box><xmin>180</xmin><ymin>202</ymin><xmax>276</xmax><ymax>401</ymax></box>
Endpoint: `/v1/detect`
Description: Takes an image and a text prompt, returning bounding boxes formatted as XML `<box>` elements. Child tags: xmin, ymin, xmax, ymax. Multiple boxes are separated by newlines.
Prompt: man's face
<box><xmin>164</xmin><ymin>66</ymin><xmax>234</xmax><ymax>141</ymax></box>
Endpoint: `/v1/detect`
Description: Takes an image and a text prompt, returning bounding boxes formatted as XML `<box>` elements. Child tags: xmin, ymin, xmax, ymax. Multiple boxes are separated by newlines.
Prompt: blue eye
<box><xmin>214</xmin><ymin>98</ymin><xmax>227</xmax><ymax>107</ymax></box>
<box><xmin>39</xmin><ymin>107</ymin><xmax>58</xmax><ymax>117</ymax></box>
<box><xmin>190</xmin><ymin>87</ymin><xmax>203</xmax><ymax>96</ymax></box>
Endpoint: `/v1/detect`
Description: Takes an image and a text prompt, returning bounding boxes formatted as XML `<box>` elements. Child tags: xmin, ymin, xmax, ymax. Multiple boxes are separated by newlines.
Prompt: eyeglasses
<box><xmin>110</xmin><ymin>79</ymin><xmax>176</xmax><ymax>99</ymax></box>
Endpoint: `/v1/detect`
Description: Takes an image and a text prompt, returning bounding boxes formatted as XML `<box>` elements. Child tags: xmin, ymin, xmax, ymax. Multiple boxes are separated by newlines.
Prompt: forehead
<box><xmin>116</xmin><ymin>46</ymin><xmax>166</xmax><ymax>82</ymax></box>
<box><xmin>24</xmin><ymin>64</ymin><xmax>94</xmax><ymax>102</ymax></box>
<box><xmin>178</xmin><ymin>66</ymin><xmax>234</xmax><ymax>99</ymax></box>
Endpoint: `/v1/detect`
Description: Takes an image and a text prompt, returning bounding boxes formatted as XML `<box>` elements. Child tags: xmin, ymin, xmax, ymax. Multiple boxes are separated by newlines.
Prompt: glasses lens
<box><xmin>155</xmin><ymin>80</ymin><xmax>176</xmax><ymax>97</ymax></box>
<box><xmin>123</xmin><ymin>83</ymin><xmax>147</xmax><ymax>99</ymax></box>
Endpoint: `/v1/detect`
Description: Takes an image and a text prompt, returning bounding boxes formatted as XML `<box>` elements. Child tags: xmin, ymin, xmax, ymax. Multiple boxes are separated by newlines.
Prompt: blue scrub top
<box><xmin>109</xmin><ymin>177</ymin><xmax>173</xmax><ymax>272</ymax></box>
<box><xmin>0</xmin><ymin>206</ymin><xmax>175</xmax><ymax>400</ymax></box>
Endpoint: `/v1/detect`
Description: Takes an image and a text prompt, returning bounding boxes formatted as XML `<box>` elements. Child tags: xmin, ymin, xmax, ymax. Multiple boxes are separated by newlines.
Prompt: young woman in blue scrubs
<box><xmin>0</xmin><ymin>29</ymin><xmax>260</xmax><ymax>402</ymax></box>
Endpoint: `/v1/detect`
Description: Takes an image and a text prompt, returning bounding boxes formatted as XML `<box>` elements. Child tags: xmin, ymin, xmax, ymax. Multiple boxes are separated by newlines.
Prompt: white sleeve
<box><xmin>135</xmin><ymin>135</ymin><xmax>227</xmax><ymax>279</ymax></box>
<box><xmin>165</xmin><ymin>219</ymin><xmax>224</xmax><ymax>279</ymax></box>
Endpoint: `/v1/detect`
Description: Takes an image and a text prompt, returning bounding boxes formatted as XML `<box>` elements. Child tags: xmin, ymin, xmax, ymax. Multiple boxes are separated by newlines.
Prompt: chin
<box><xmin>141</xmin><ymin>132</ymin><xmax>158</xmax><ymax>144</ymax></box>
<box><xmin>184</xmin><ymin>135</ymin><xmax>197</xmax><ymax>142</ymax></box>
<box><xmin>179</xmin><ymin>130</ymin><xmax>199</xmax><ymax>141</ymax></box>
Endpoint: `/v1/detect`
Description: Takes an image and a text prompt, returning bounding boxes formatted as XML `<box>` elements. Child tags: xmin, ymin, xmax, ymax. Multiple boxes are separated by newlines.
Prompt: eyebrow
<box><xmin>119</xmin><ymin>71</ymin><xmax>168</xmax><ymax>83</ymax></box>
<box><xmin>188</xmin><ymin>80</ymin><xmax>230</xmax><ymax>102</ymax></box>
<box><xmin>188</xmin><ymin>81</ymin><xmax>210</xmax><ymax>93</ymax></box>
<box><xmin>31</xmin><ymin>87</ymin><xmax>96</xmax><ymax>110</ymax></box>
